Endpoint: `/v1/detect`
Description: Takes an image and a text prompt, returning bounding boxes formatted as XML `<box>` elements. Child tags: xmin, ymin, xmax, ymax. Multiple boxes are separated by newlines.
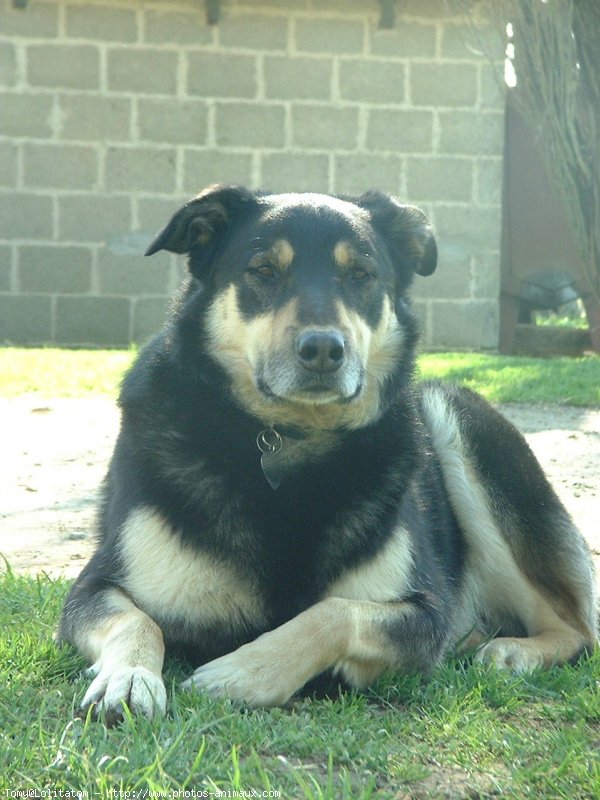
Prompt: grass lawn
<box><xmin>0</xmin><ymin>347</ymin><xmax>599</xmax><ymax>405</ymax></box>
<box><xmin>1</xmin><ymin>569</ymin><xmax>598</xmax><ymax>798</ymax></box>
<box><xmin>1</xmin><ymin>348</ymin><xmax>599</xmax><ymax>797</ymax></box>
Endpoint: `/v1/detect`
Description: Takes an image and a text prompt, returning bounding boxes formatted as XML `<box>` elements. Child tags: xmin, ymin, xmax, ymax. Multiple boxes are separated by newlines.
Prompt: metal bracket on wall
<box><xmin>378</xmin><ymin>0</ymin><xmax>396</xmax><ymax>29</ymax></box>
<box><xmin>205</xmin><ymin>0</ymin><xmax>220</xmax><ymax>25</ymax></box>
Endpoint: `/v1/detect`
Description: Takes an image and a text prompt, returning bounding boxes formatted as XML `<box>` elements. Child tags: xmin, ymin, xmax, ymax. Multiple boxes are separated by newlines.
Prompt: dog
<box><xmin>59</xmin><ymin>185</ymin><xmax>597</xmax><ymax>722</ymax></box>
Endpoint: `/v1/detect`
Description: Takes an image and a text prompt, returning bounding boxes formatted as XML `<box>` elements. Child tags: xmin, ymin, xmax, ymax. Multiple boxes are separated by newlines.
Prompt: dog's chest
<box><xmin>117</xmin><ymin>507</ymin><xmax>268</xmax><ymax>633</ymax></box>
<box><xmin>115</xmin><ymin>494</ymin><xmax>415</xmax><ymax>658</ymax></box>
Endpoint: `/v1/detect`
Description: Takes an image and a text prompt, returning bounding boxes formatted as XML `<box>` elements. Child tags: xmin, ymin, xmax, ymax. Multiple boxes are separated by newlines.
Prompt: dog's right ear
<box><xmin>145</xmin><ymin>184</ymin><xmax>260</xmax><ymax>260</ymax></box>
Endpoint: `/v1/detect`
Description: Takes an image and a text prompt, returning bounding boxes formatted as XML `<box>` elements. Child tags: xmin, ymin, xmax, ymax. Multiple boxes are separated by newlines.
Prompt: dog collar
<box><xmin>256</xmin><ymin>425</ymin><xmax>308</xmax><ymax>489</ymax></box>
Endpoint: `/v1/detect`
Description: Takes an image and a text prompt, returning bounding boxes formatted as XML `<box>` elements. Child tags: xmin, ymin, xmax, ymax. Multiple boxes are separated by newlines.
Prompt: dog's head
<box><xmin>146</xmin><ymin>184</ymin><xmax>437</xmax><ymax>429</ymax></box>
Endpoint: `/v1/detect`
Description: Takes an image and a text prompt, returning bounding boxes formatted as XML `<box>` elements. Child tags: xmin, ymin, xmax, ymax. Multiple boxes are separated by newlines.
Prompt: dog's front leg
<box><xmin>61</xmin><ymin>586</ymin><xmax>167</xmax><ymax>722</ymax></box>
<box><xmin>182</xmin><ymin>594</ymin><xmax>446</xmax><ymax>706</ymax></box>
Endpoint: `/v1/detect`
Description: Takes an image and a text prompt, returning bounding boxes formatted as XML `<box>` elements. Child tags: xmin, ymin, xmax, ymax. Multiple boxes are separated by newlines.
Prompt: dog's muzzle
<box><xmin>257</xmin><ymin>327</ymin><xmax>364</xmax><ymax>404</ymax></box>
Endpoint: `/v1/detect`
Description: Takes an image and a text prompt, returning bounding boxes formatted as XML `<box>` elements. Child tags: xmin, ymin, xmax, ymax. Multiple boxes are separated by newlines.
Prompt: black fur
<box><xmin>59</xmin><ymin>186</ymin><xmax>596</xmax><ymax>718</ymax></box>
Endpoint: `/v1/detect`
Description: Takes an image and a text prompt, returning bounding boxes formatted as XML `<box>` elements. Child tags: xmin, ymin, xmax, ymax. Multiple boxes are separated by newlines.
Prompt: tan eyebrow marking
<box><xmin>249</xmin><ymin>239</ymin><xmax>294</xmax><ymax>272</ymax></box>
<box><xmin>270</xmin><ymin>239</ymin><xmax>294</xmax><ymax>271</ymax></box>
<box><xmin>333</xmin><ymin>241</ymin><xmax>356</xmax><ymax>270</ymax></box>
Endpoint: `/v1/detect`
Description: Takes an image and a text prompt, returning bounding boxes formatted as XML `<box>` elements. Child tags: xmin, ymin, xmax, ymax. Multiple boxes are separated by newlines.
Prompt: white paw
<box><xmin>474</xmin><ymin>638</ymin><xmax>544</xmax><ymax>673</ymax></box>
<box><xmin>182</xmin><ymin>644</ymin><xmax>298</xmax><ymax>708</ymax></box>
<box><xmin>80</xmin><ymin>665</ymin><xmax>167</xmax><ymax>722</ymax></box>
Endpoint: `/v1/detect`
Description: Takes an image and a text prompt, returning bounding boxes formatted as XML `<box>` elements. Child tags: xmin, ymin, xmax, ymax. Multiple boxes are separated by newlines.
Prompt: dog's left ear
<box><xmin>145</xmin><ymin>184</ymin><xmax>260</xmax><ymax>258</ymax></box>
<box><xmin>355</xmin><ymin>191</ymin><xmax>437</xmax><ymax>277</ymax></box>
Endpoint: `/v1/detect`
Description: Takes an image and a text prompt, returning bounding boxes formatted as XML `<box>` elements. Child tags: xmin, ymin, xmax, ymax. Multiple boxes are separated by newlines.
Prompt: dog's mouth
<box><xmin>257</xmin><ymin>374</ymin><xmax>364</xmax><ymax>406</ymax></box>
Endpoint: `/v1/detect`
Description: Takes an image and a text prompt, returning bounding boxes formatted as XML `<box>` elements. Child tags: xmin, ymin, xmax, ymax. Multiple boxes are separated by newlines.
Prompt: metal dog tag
<box><xmin>257</xmin><ymin>427</ymin><xmax>285</xmax><ymax>489</ymax></box>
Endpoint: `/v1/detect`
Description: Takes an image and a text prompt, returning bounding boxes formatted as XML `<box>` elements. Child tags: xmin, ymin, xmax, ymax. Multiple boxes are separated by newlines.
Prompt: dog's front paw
<box><xmin>182</xmin><ymin>643</ymin><xmax>300</xmax><ymax>707</ymax></box>
<box><xmin>80</xmin><ymin>664</ymin><xmax>167</xmax><ymax>723</ymax></box>
<box><xmin>474</xmin><ymin>638</ymin><xmax>544</xmax><ymax>673</ymax></box>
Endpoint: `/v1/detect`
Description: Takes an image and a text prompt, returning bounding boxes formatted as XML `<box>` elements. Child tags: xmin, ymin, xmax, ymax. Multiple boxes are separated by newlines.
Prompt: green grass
<box><xmin>1</xmin><ymin>347</ymin><xmax>599</xmax><ymax>405</ymax></box>
<box><xmin>535</xmin><ymin>311</ymin><xmax>588</xmax><ymax>329</ymax></box>
<box><xmin>416</xmin><ymin>352</ymin><xmax>600</xmax><ymax>406</ymax></box>
<box><xmin>1</xmin><ymin>569</ymin><xmax>598</xmax><ymax>798</ymax></box>
<box><xmin>1</xmin><ymin>349</ymin><xmax>599</xmax><ymax>794</ymax></box>
<box><xmin>0</xmin><ymin>347</ymin><xmax>135</xmax><ymax>398</ymax></box>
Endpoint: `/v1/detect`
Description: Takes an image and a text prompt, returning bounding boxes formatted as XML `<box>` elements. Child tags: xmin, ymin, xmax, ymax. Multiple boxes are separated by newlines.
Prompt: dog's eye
<box><xmin>254</xmin><ymin>265</ymin><xmax>275</xmax><ymax>278</ymax></box>
<box><xmin>247</xmin><ymin>263</ymin><xmax>277</xmax><ymax>282</ymax></box>
<box><xmin>351</xmin><ymin>267</ymin><xmax>369</xmax><ymax>282</ymax></box>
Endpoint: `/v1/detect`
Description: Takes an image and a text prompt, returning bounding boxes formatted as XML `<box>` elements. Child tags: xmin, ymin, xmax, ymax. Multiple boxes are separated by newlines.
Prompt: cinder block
<box><xmin>56</xmin><ymin>296</ymin><xmax>132</xmax><ymax>347</ymax></box>
<box><xmin>59</xmin><ymin>195</ymin><xmax>132</xmax><ymax>244</ymax></box>
<box><xmin>414</xmin><ymin>245</ymin><xmax>471</xmax><ymax>299</ymax></box>
<box><xmin>0</xmin><ymin>1</ymin><xmax>58</xmax><ymax>37</ymax></box>
<box><xmin>295</xmin><ymin>19</ymin><xmax>365</xmax><ymax>54</ymax></box>
<box><xmin>27</xmin><ymin>44</ymin><xmax>100</xmax><ymax>90</ymax></box>
<box><xmin>97</xmin><ymin>248</ymin><xmax>171</xmax><ymax>296</ymax></box>
<box><xmin>367</xmin><ymin>109</ymin><xmax>434</xmax><ymax>153</ymax></box>
<box><xmin>439</xmin><ymin>24</ymin><xmax>479</xmax><ymax>60</ymax></box>
<box><xmin>0</xmin><ymin>246</ymin><xmax>12</xmax><ymax>291</ymax></box>
<box><xmin>260</xmin><ymin>153</ymin><xmax>330</xmax><ymax>193</ymax></box>
<box><xmin>216</xmin><ymin>103</ymin><xmax>285</xmax><ymax>148</ymax></box>
<box><xmin>433</xmin><ymin>204</ymin><xmax>502</xmax><ymax>254</ymax></box>
<box><xmin>1</xmin><ymin>93</ymin><xmax>53</xmax><ymax>138</ymax></box>
<box><xmin>438</xmin><ymin>110</ymin><xmax>504</xmax><ymax>155</ymax></box>
<box><xmin>144</xmin><ymin>9</ymin><xmax>213</xmax><ymax>46</ymax></box>
<box><xmin>236</xmin><ymin>0</ymin><xmax>308</xmax><ymax>8</ymax></box>
<box><xmin>0</xmin><ymin>295</ymin><xmax>52</xmax><ymax>345</ymax></box>
<box><xmin>0</xmin><ymin>193</ymin><xmax>53</xmax><ymax>240</ymax></box>
<box><xmin>302</xmin><ymin>0</ymin><xmax>368</xmax><ymax>11</ymax></box>
<box><xmin>264</xmin><ymin>56</ymin><xmax>333</xmax><ymax>101</ymax></box>
<box><xmin>23</xmin><ymin>143</ymin><xmax>98</xmax><ymax>190</ymax></box>
<box><xmin>398</xmin><ymin>0</ymin><xmax>446</xmax><ymax>18</ymax></box>
<box><xmin>476</xmin><ymin>158</ymin><xmax>503</xmax><ymax>206</ymax></box>
<box><xmin>441</xmin><ymin>23</ymin><xmax>503</xmax><ymax>61</ymax></box>
<box><xmin>471</xmin><ymin>251</ymin><xmax>501</xmax><ymax>299</ymax></box>
<box><xmin>219</xmin><ymin>14</ymin><xmax>288</xmax><ymax>50</ymax></box>
<box><xmin>186</xmin><ymin>52</ymin><xmax>257</xmax><ymax>99</ymax></box>
<box><xmin>132</xmin><ymin>296</ymin><xmax>171</xmax><ymax>344</ymax></box>
<box><xmin>410</xmin><ymin>63</ymin><xmax>477</xmax><ymax>107</ymax></box>
<box><xmin>369</xmin><ymin>23</ymin><xmax>436</xmax><ymax>58</ymax></box>
<box><xmin>339</xmin><ymin>59</ymin><xmax>405</xmax><ymax>104</ymax></box>
<box><xmin>333</xmin><ymin>154</ymin><xmax>402</xmax><ymax>195</ymax></box>
<box><xmin>65</xmin><ymin>4</ymin><xmax>137</xmax><ymax>42</ymax></box>
<box><xmin>430</xmin><ymin>299</ymin><xmax>499</xmax><ymax>349</ymax></box>
<box><xmin>479</xmin><ymin>64</ymin><xmax>505</xmax><ymax>109</ymax></box>
<box><xmin>107</xmin><ymin>48</ymin><xmax>177</xmax><ymax>94</ymax></box>
<box><xmin>0</xmin><ymin>42</ymin><xmax>17</xmax><ymax>88</ymax></box>
<box><xmin>292</xmin><ymin>105</ymin><xmax>359</xmax><ymax>150</ymax></box>
<box><xmin>105</xmin><ymin>146</ymin><xmax>177</xmax><ymax>193</ymax></box>
<box><xmin>19</xmin><ymin>245</ymin><xmax>92</xmax><ymax>294</ymax></box>
<box><xmin>138</xmin><ymin>99</ymin><xmax>208</xmax><ymax>145</ymax></box>
<box><xmin>0</xmin><ymin>142</ymin><xmax>18</xmax><ymax>187</ymax></box>
<box><xmin>60</xmin><ymin>94</ymin><xmax>132</xmax><ymax>142</ymax></box>
<box><xmin>406</xmin><ymin>157</ymin><xmax>474</xmax><ymax>202</ymax></box>
<box><xmin>182</xmin><ymin>149</ymin><xmax>254</xmax><ymax>191</ymax></box>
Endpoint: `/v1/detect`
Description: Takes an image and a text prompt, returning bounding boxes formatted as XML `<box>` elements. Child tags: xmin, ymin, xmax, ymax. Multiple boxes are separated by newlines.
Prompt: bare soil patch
<box><xmin>1</xmin><ymin>397</ymin><xmax>598</xmax><ymax>580</ymax></box>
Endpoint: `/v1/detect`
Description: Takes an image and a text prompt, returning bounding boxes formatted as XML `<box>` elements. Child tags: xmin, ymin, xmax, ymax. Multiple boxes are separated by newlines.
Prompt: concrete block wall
<box><xmin>0</xmin><ymin>0</ymin><xmax>505</xmax><ymax>349</ymax></box>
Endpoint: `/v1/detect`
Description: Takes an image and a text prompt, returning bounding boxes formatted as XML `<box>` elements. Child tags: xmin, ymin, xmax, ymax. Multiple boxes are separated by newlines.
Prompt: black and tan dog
<box><xmin>59</xmin><ymin>185</ymin><xmax>597</xmax><ymax>721</ymax></box>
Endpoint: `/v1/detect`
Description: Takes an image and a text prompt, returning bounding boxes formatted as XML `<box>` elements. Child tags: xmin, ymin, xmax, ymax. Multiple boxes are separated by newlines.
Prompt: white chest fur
<box><xmin>326</xmin><ymin>526</ymin><xmax>414</xmax><ymax>602</ymax></box>
<box><xmin>118</xmin><ymin>507</ymin><xmax>267</xmax><ymax>631</ymax></box>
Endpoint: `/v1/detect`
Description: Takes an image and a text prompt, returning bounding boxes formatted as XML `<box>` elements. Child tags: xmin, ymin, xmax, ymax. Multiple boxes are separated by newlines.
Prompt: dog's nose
<box><xmin>296</xmin><ymin>330</ymin><xmax>346</xmax><ymax>373</ymax></box>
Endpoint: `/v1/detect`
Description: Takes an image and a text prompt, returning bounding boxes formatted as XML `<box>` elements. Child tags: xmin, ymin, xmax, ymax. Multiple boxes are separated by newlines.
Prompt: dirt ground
<box><xmin>1</xmin><ymin>397</ymin><xmax>599</xmax><ymax>580</ymax></box>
